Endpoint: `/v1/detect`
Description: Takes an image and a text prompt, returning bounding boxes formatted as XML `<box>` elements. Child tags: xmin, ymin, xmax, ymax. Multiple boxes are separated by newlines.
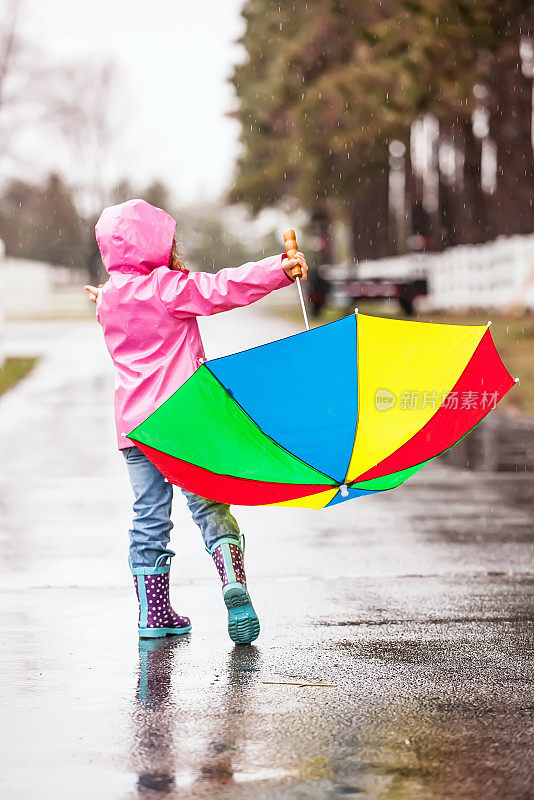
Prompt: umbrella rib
<box><xmin>349</xmin><ymin>397</ymin><xmax>510</xmax><ymax>490</ymax></box>
<box><xmin>340</xmin><ymin>311</ymin><xmax>361</xmax><ymax>487</ymax></box>
<box><xmin>207</xmin><ymin>313</ymin><xmax>353</xmax><ymax>366</ymax></box>
<box><xmin>134</xmin><ymin>442</ymin><xmax>332</xmax><ymax>504</ymax></box>
<box><xmin>344</xmin><ymin>315</ymin><xmax>490</xmax><ymax>483</ymax></box>
<box><xmin>348</xmin><ymin>327</ymin><xmax>515</xmax><ymax>485</ymax></box>
<box><xmin>205</xmin><ymin>367</ymin><xmax>338</xmax><ymax>487</ymax></box>
<box><xmin>130</xmin><ymin>444</ymin><xmax>329</xmax><ymax>493</ymax></box>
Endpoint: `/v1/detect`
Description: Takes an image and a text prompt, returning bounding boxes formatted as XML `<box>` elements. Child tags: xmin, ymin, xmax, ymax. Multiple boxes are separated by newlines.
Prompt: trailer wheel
<box><xmin>399</xmin><ymin>295</ymin><xmax>414</xmax><ymax>316</ymax></box>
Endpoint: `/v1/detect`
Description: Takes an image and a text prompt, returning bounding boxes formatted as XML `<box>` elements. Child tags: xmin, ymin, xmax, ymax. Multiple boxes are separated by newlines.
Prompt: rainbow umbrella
<box><xmin>128</xmin><ymin>313</ymin><xmax>516</xmax><ymax>509</ymax></box>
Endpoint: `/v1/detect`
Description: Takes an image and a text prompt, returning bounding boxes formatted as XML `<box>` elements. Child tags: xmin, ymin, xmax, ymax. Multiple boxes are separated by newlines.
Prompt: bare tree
<box><xmin>0</xmin><ymin>0</ymin><xmax>31</xmax><ymax>161</ymax></box>
<box><xmin>0</xmin><ymin>0</ymin><xmax>19</xmax><ymax>111</ymax></box>
<box><xmin>47</xmin><ymin>59</ymin><xmax>123</xmax><ymax>216</ymax></box>
<box><xmin>0</xmin><ymin>1</ymin><xmax>124</xmax><ymax>214</ymax></box>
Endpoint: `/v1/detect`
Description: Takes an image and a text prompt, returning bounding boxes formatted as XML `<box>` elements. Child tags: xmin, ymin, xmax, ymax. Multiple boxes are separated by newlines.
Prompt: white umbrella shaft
<box><xmin>295</xmin><ymin>276</ymin><xmax>310</xmax><ymax>331</ymax></box>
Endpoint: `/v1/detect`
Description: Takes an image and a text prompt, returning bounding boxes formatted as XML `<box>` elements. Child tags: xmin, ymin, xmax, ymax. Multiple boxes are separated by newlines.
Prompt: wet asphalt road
<box><xmin>0</xmin><ymin>300</ymin><xmax>533</xmax><ymax>800</ymax></box>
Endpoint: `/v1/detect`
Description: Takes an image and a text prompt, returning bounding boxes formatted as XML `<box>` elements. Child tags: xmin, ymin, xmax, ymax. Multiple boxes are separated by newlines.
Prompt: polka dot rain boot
<box><xmin>209</xmin><ymin>536</ymin><xmax>260</xmax><ymax>645</ymax></box>
<box><xmin>131</xmin><ymin>554</ymin><xmax>191</xmax><ymax>638</ymax></box>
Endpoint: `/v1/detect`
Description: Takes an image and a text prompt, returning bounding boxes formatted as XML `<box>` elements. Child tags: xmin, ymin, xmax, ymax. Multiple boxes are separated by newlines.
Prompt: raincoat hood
<box><xmin>95</xmin><ymin>199</ymin><xmax>177</xmax><ymax>275</ymax></box>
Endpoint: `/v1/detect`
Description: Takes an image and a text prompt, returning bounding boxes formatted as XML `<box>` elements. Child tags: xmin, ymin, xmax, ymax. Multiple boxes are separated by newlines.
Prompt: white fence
<box><xmin>338</xmin><ymin>233</ymin><xmax>534</xmax><ymax>312</ymax></box>
<box><xmin>0</xmin><ymin>255</ymin><xmax>88</xmax><ymax>319</ymax></box>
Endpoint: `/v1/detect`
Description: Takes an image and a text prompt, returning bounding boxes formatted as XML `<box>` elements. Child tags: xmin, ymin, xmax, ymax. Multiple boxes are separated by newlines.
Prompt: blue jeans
<box><xmin>122</xmin><ymin>446</ymin><xmax>240</xmax><ymax>568</ymax></box>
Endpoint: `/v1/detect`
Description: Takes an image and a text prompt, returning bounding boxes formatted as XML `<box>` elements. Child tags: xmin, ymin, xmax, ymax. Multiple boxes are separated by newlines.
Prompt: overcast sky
<box><xmin>19</xmin><ymin>0</ymin><xmax>246</xmax><ymax>204</ymax></box>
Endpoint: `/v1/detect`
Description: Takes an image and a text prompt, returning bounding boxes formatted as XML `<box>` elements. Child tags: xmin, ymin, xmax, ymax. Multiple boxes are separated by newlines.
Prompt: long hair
<box><xmin>169</xmin><ymin>239</ymin><xmax>188</xmax><ymax>273</ymax></box>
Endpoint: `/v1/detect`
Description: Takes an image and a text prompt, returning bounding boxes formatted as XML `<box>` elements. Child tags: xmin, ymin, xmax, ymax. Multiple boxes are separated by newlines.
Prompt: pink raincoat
<box><xmin>95</xmin><ymin>199</ymin><xmax>292</xmax><ymax>449</ymax></box>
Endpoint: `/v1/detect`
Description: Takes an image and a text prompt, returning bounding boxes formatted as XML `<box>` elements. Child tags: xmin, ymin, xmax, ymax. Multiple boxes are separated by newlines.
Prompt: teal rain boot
<box><xmin>209</xmin><ymin>536</ymin><xmax>260</xmax><ymax>645</ymax></box>
<box><xmin>131</xmin><ymin>554</ymin><xmax>191</xmax><ymax>638</ymax></box>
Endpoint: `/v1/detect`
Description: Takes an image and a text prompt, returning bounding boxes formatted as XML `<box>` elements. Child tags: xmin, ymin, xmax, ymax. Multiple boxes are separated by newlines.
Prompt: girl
<box><xmin>85</xmin><ymin>198</ymin><xmax>308</xmax><ymax>645</ymax></box>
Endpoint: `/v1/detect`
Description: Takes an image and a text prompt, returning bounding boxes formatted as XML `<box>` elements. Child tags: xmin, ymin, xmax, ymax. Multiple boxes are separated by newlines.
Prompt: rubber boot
<box><xmin>209</xmin><ymin>536</ymin><xmax>259</xmax><ymax>645</ymax></box>
<box><xmin>131</xmin><ymin>554</ymin><xmax>191</xmax><ymax>638</ymax></box>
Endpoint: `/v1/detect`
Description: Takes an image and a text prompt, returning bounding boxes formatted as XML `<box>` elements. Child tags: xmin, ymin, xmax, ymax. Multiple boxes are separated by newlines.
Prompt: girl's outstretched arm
<box><xmin>156</xmin><ymin>253</ymin><xmax>307</xmax><ymax>318</ymax></box>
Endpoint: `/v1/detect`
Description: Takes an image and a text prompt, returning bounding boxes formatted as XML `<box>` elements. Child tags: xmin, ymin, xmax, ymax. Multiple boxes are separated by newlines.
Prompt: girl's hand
<box><xmin>283</xmin><ymin>252</ymin><xmax>308</xmax><ymax>282</ymax></box>
<box><xmin>84</xmin><ymin>284</ymin><xmax>102</xmax><ymax>303</ymax></box>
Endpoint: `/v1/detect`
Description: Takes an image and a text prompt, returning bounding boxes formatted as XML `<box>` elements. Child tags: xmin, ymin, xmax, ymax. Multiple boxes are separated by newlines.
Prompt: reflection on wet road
<box><xmin>0</xmin><ymin>310</ymin><xmax>532</xmax><ymax>799</ymax></box>
<box><xmin>132</xmin><ymin>640</ymin><xmax>267</xmax><ymax>795</ymax></box>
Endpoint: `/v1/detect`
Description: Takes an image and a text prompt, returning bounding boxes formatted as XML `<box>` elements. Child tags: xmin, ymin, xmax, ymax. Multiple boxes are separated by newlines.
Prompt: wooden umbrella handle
<box><xmin>283</xmin><ymin>229</ymin><xmax>302</xmax><ymax>278</ymax></box>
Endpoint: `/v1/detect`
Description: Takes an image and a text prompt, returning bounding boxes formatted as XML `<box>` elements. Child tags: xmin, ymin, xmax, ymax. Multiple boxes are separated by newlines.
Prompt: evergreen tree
<box><xmin>230</xmin><ymin>0</ymin><xmax>534</xmax><ymax>254</ymax></box>
<box><xmin>0</xmin><ymin>173</ymin><xmax>87</xmax><ymax>266</ymax></box>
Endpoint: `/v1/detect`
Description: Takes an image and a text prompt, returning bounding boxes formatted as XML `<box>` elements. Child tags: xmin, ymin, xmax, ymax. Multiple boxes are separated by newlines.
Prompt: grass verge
<box><xmin>0</xmin><ymin>357</ymin><xmax>40</xmax><ymax>398</ymax></box>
